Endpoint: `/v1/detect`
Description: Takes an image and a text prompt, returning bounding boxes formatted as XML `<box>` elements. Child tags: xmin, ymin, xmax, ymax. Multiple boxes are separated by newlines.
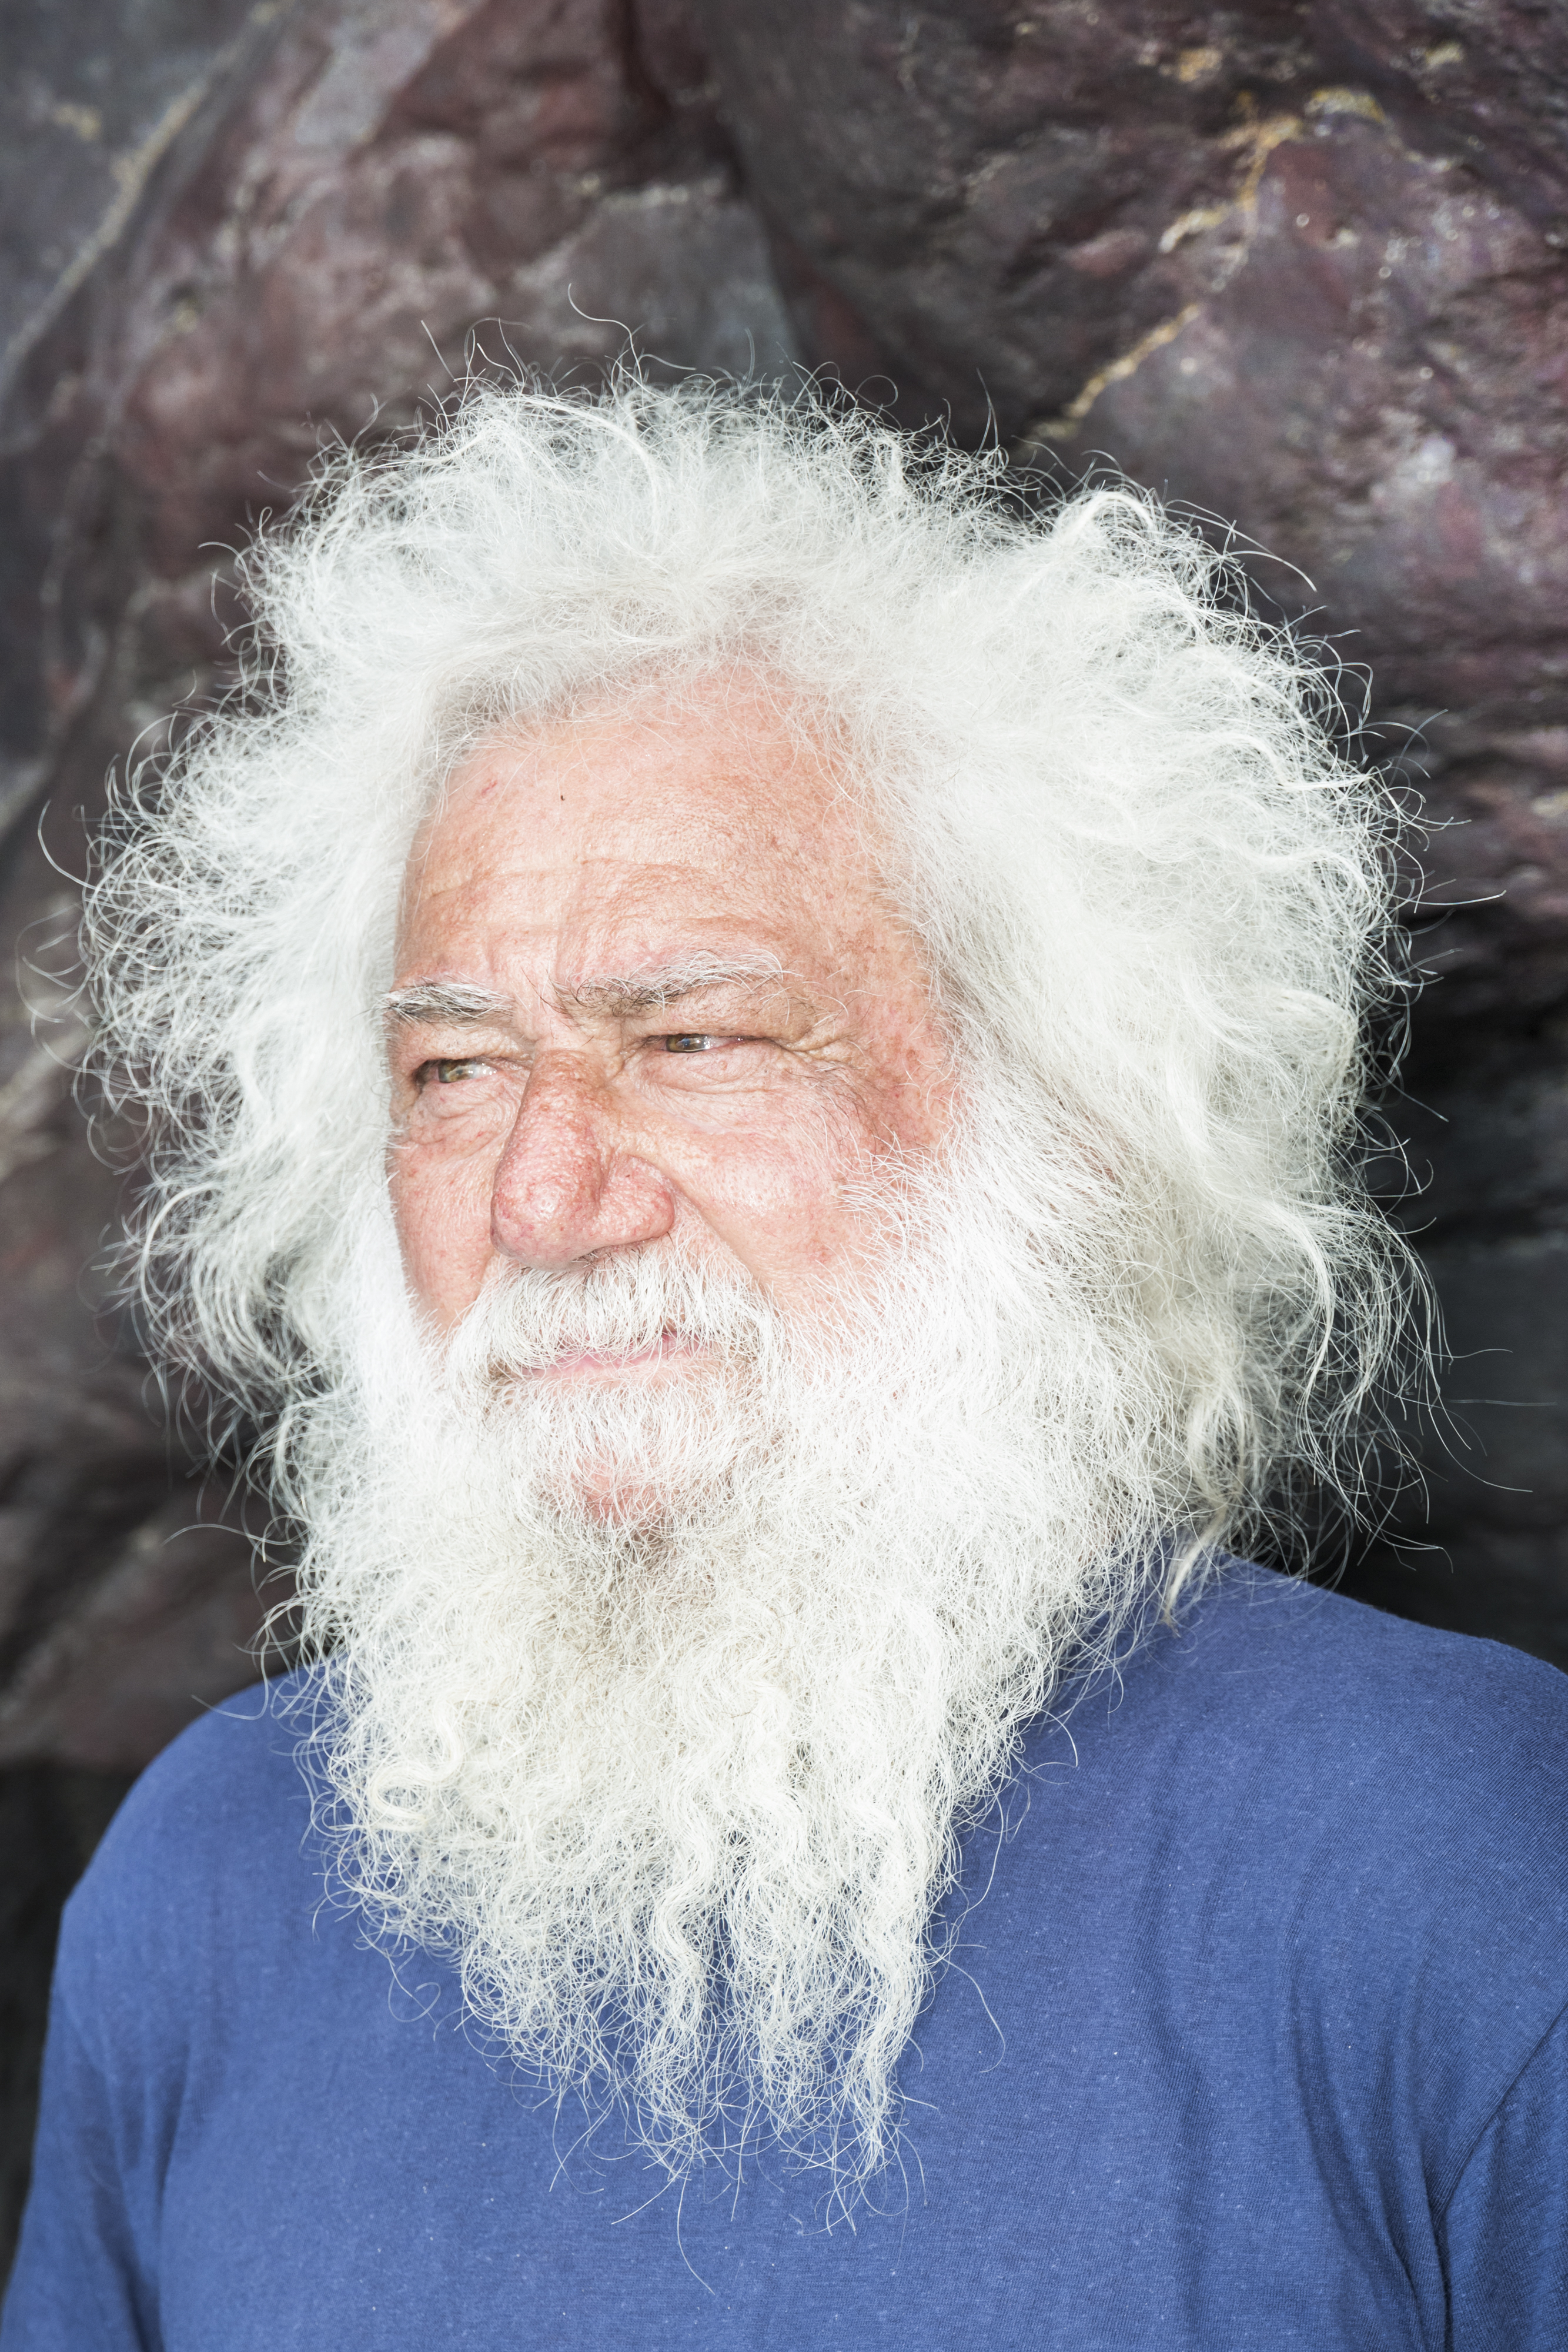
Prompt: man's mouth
<box><xmin>525</xmin><ymin>1332</ymin><xmax>693</xmax><ymax>1382</ymax></box>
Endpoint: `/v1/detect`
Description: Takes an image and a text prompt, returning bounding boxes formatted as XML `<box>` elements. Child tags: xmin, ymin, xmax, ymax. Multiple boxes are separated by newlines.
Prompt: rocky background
<box><xmin>2</xmin><ymin>0</ymin><xmax>1564</xmax><ymax>2266</ymax></box>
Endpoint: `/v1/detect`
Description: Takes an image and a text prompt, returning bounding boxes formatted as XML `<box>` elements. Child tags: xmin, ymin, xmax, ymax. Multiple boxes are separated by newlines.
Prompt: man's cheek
<box><xmin>688</xmin><ymin>1176</ymin><xmax>869</xmax><ymax>1303</ymax></box>
<box><xmin>390</xmin><ymin>1158</ymin><xmax>496</xmax><ymax>1320</ymax></box>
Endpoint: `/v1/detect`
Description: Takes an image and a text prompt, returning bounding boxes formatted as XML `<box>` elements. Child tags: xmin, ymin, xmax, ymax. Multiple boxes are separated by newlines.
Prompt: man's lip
<box><xmin>526</xmin><ymin>1334</ymin><xmax>691</xmax><ymax>1381</ymax></box>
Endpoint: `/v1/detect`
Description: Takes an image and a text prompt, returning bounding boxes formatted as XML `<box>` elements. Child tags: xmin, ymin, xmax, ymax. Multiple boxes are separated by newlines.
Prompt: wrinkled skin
<box><xmin>387</xmin><ymin>684</ymin><xmax>955</xmax><ymax>1361</ymax></box>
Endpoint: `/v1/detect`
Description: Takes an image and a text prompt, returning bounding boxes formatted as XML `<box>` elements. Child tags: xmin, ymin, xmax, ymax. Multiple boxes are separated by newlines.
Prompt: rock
<box><xmin>0</xmin><ymin>1486</ymin><xmax>280</xmax><ymax>1776</ymax></box>
<box><xmin>691</xmin><ymin>0</ymin><xmax>1568</xmax><ymax>1005</ymax></box>
<box><xmin>0</xmin><ymin>0</ymin><xmax>798</xmax><ymax>1789</ymax></box>
<box><xmin>0</xmin><ymin>0</ymin><xmax>272</xmax><ymax>411</ymax></box>
<box><xmin>681</xmin><ymin>0</ymin><xmax>1568</xmax><ymax>1653</ymax></box>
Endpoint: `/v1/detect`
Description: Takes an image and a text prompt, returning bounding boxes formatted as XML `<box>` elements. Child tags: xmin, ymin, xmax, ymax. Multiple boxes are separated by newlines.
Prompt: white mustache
<box><xmin>444</xmin><ymin>1248</ymin><xmax>778</xmax><ymax>1384</ymax></box>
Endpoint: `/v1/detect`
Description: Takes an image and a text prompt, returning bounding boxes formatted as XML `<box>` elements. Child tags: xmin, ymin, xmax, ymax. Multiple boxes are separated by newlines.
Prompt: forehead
<box><xmin>399</xmin><ymin>683</ymin><xmax>899</xmax><ymax>974</ymax></box>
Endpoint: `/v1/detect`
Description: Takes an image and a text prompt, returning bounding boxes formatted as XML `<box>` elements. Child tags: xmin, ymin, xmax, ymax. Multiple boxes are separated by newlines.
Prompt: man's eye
<box><xmin>663</xmin><ymin>1034</ymin><xmax>714</xmax><ymax>1054</ymax></box>
<box><xmin>430</xmin><ymin>1058</ymin><xmax>486</xmax><ymax>1084</ymax></box>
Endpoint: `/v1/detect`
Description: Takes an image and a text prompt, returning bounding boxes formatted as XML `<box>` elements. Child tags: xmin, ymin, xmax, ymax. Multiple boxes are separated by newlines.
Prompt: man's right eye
<box><xmin>420</xmin><ymin>1058</ymin><xmax>487</xmax><ymax>1085</ymax></box>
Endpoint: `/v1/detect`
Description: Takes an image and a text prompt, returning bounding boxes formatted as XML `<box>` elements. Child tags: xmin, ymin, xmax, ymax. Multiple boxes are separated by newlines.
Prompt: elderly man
<box><xmin>5</xmin><ymin>381</ymin><xmax>1567</xmax><ymax>2348</ymax></box>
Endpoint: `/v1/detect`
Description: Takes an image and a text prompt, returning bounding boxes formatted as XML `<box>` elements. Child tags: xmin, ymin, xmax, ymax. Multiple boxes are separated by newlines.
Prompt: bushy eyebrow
<box><xmin>561</xmin><ymin>954</ymin><xmax>788</xmax><ymax>1018</ymax></box>
<box><xmin>384</xmin><ymin>957</ymin><xmax>791</xmax><ymax>1030</ymax></box>
<box><xmin>384</xmin><ymin>981</ymin><xmax>513</xmax><ymax>1028</ymax></box>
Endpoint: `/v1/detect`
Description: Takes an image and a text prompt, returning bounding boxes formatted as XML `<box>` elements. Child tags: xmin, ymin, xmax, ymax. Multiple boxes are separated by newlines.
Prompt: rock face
<box><xmin>1</xmin><ymin>0</ymin><xmax>1564</xmax><ymax>2267</ymax></box>
<box><xmin>690</xmin><ymin>0</ymin><xmax>1568</xmax><ymax>1646</ymax></box>
<box><xmin>697</xmin><ymin>0</ymin><xmax>1568</xmax><ymax>961</ymax></box>
<box><xmin>0</xmin><ymin>0</ymin><xmax>795</xmax><ymax>1775</ymax></box>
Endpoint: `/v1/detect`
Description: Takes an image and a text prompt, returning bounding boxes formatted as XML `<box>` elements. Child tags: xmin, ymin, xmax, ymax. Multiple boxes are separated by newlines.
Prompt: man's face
<box><xmin>386</xmin><ymin>682</ymin><xmax>955</xmax><ymax>1359</ymax></box>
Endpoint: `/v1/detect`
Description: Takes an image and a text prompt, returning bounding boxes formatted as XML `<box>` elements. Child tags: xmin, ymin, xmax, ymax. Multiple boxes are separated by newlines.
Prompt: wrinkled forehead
<box><xmin>424</xmin><ymin>674</ymin><xmax>872</xmax><ymax>845</ymax></box>
<box><xmin>398</xmin><ymin>676</ymin><xmax>916</xmax><ymax>974</ymax></box>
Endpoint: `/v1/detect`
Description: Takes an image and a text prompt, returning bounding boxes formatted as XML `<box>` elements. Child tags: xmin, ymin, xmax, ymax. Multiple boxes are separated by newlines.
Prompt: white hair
<box><xmin>82</xmin><ymin>376</ymin><xmax>1423</xmax><ymax>2197</ymax></box>
<box><xmin>88</xmin><ymin>373</ymin><xmax>1414</xmax><ymax>1556</ymax></box>
<box><xmin>291</xmin><ymin>1115</ymin><xmax>1181</xmax><ymax>2196</ymax></box>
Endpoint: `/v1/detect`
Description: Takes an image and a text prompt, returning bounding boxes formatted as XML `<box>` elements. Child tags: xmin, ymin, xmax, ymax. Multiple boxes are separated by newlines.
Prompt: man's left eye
<box><xmin>663</xmin><ymin>1034</ymin><xmax>714</xmax><ymax>1054</ymax></box>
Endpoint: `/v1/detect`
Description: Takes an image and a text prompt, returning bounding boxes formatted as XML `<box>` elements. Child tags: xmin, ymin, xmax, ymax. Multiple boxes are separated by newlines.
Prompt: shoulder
<box><xmin>54</xmin><ymin>1669</ymin><xmax>327</xmax><ymax>2052</ymax></box>
<box><xmin>1053</xmin><ymin>1565</ymin><xmax>1568</xmax><ymax>1969</ymax></box>
<box><xmin>1084</xmin><ymin>1565</ymin><xmax>1568</xmax><ymax>2002</ymax></box>
<box><xmin>1150</xmin><ymin>1563</ymin><xmax>1568</xmax><ymax>1791</ymax></box>
<box><xmin>1037</xmin><ymin>1566</ymin><xmax>1568</xmax><ymax>2194</ymax></box>
<box><xmin>87</xmin><ymin>1663</ymin><xmax>323</xmax><ymax>1883</ymax></box>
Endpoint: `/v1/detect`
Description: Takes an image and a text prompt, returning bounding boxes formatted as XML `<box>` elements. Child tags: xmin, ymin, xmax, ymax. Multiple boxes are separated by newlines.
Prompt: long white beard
<box><xmin>290</xmin><ymin>1117</ymin><xmax>1170</xmax><ymax>2197</ymax></box>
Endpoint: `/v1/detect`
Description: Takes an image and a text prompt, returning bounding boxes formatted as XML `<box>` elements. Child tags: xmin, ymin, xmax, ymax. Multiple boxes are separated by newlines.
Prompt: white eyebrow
<box><xmin>561</xmin><ymin>953</ymin><xmax>788</xmax><ymax>1017</ymax></box>
<box><xmin>383</xmin><ymin>957</ymin><xmax>790</xmax><ymax>1031</ymax></box>
<box><xmin>384</xmin><ymin>981</ymin><xmax>513</xmax><ymax>1028</ymax></box>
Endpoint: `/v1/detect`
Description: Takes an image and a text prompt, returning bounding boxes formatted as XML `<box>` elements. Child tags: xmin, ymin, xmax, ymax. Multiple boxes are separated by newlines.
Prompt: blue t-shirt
<box><xmin>6</xmin><ymin>1566</ymin><xmax>1568</xmax><ymax>2348</ymax></box>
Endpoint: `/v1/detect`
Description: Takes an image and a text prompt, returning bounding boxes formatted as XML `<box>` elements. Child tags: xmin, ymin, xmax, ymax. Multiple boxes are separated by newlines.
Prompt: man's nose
<box><xmin>489</xmin><ymin>1053</ymin><xmax>676</xmax><ymax>1269</ymax></box>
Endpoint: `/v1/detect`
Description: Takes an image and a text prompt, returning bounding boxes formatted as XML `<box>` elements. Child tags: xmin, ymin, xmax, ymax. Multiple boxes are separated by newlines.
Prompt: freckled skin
<box><xmin>386</xmin><ymin>683</ymin><xmax>956</xmax><ymax>1364</ymax></box>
